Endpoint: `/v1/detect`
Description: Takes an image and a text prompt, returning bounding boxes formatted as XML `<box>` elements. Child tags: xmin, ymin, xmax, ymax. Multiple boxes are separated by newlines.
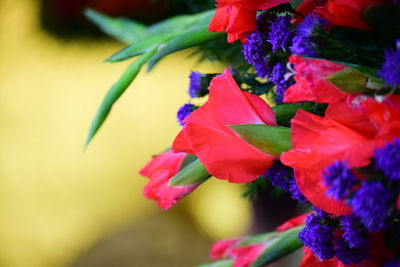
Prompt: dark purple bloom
<box><xmin>323</xmin><ymin>161</ymin><xmax>358</xmax><ymax>200</ymax></box>
<box><xmin>242</xmin><ymin>31</ymin><xmax>270</xmax><ymax>78</ymax></box>
<box><xmin>177</xmin><ymin>103</ymin><xmax>198</xmax><ymax>126</ymax></box>
<box><xmin>270</xmin><ymin>63</ymin><xmax>292</xmax><ymax>104</ymax></box>
<box><xmin>379</xmin><ymin>39</ymin><xmax>400</xmax><ymax>87</ymax></box>
<box><xmin>335</xmin><ymin>239</ymin><xmax>368</xmax><ymax>265</ymax></box>
<box><xmin>375</xmin><ymin>139</ymin><xmax>400</xmax><ymax>181</ymax></box>
<box><xmin>291</xmin><ymin>35</ymin><xmax>318</xmax><ymax>57</ymax></box>
<box><xmin>340</xmin><ymin>215</ymin><xmax>369</xmax><ymax>249</ymax></box>
<box><xmin>188</xmin><ymin>71</ymin><xmax>209</xmax><ymax>98</ymax></box>
<box><xmin>265</xmin><ymin>161</ymin><xmax>292</xmax><ymax>191</ymax></box>
<box><xmin>289</xmin><ymin>179</ymin><xmax>308</xmax><ymax>203</ymax></box>
<box><xmin>291</xmin><ymin>14</ymin><xmax>327</xmax><ymax>57</ymax></box>
<box><xmin>351</xmin><ymin>182</ymin><xmax>392</xmax><ymax>232</ymax></box>
<box><xmin>299</xmin><ymin>213</ymin><xmax>335</xmax><ymax>260</ymax></box>
<box><xmin>268</xmin><ymin>15</ymin><xmax>292</xmax><ymax>52</ymax></box>
<box><xmin>265</xmin><ymin>161</ymin><xmax>307</xmax><ymax>203</ymax></box>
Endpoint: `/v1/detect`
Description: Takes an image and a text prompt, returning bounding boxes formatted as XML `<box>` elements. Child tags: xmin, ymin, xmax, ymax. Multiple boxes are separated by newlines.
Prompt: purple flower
<box><xmin>265</xmin><ymin>161</ymin><xmax>307</xmax><ymax>203</ymax></box>
<box><xmin>335</xmin><ymin>239</ymin><xmax>368</xmax><ymax>265</ymax></box>
<box><xmin>242</xmin><ymin>31</ymin><xmax>270</xmax><ymax>78</ymax></box>
<box><xmin>270</xmin><ymin>63</ymin><xmax>292</xmax><ymax>104</ymax></box>
<box><xmin>290</xmin><ymin>14</ymin><xmax>327</xmax><ymax>57</ymax></box>
<box><xmin>268</xmin><ymin>15</ymin><xmax>292</xmax><ymax>52</ymax></box>
<box><xmin>188</xmin><ymin>71</ymin><xmax>209</xmax><ymax>98</ymax></box>
<box><xmin>299</xmin><ymin>213</ymin><xmax>335</xmax><ymax>260</ymax></box>
<box><xmin>340</xmin><ymin>215</ymin><xmax>368</xmax><ymax>249</ymax></box>
<box><xmin>177</xmin><ymin>103</ymin><xmax>198</xmax><ymax>126</ymax></box>
<box><xmin>256</xmin><ymin>11</ymin><xmax>276</xmax><ymax>32</ymax></box>
<box><xmin>375</xmin><ymin>138</ymin><xmax>400</xmax><ymax>181</ymax></box>
<box><xmin>379</xmin><ymin>39</ymin><xmax>400</xmax><ymax>87</ymax></box>
<box><xmin>323</xmin><ymin>161</ymin><xmax>358</xmax><ymax>200</ymax></box>
<box><xmin>351</xmin><ymin>182</ymin><xmax>392</xmax><ymax>232</ymax></box>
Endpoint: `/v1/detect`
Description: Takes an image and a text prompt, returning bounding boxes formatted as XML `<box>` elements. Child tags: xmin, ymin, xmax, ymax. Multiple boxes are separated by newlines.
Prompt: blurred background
<box><xmin>0</xmin><ymin>0</ymin><xmax>252</xmax><ymax>266</ymax></box>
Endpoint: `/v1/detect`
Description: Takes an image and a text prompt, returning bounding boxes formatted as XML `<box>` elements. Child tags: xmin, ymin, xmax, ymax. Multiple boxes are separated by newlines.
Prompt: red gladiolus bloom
<box><xmin>173</xmin><ymin>69</ymin><xmax>277</xmax><ymax>183</ymax></box>
<box><xmin>283</xmin><ymin>56</ymin><xmax>348</xmax><ymax>104</ymax></box>
<box><xmin>139</xmin><ymin>150</ymin><xmax>199</xmax><ymax>210</ymax></box>
<box><xmin>295</xmin><ymin>0</ymin><xmax>391</xmax><ymax>30</ymax></box>
<box><xmin>316</xmin><ymin>0</ymin><xmax>391</xmax><ymax>30</ymax></box>
<box><xmin>211</xmin><ymin>239</ymin><xmax>241</xmax><ymax>259</ymax></box>
<box><xmin>229</xmin><ymin>244</ymin><xmax>267</xmax><ymax>267</ymax></box>
<box><xmin>281</xmin><ymin>95</ymin><xmax>400</xmax><ymax>215</ymax></box>
<box><xmin>209</xmin><ymin>0</ymin><xmax>291</xmax><ymax>43</ymax></box>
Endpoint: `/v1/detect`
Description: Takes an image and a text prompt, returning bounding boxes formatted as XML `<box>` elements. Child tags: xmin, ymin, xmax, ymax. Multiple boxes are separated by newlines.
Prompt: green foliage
<box><xmin>252</xmin><ymin>226</ymin><xmax>303</xmax><ymax>267</ymax></box>
<box><xmin>84</xmin><ymin>9</ymin><xmax>146</xmax><ymax>44</ymax></box>
<box><xmin>169</xmin><ymin>159</ymin><xmax>210</xmax><ymax>186</ymax></box>
<box><xmin>84</xmin><ymin>9</ymin><xmax>223</xmax><ymax>145</ymax></box>
<box><xmin>196</xmin><ymin>260</ymin><xmax>234</xmax><ymax>267</ymax></box>
<box><xmin>229</xmin><ymin>124</ymin><xmax>292</xmax><ymax>157</ymax></box>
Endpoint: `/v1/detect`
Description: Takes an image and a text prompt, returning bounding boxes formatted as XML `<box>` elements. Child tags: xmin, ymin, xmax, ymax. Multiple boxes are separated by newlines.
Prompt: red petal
<box><xmin>276</xmin><ymin>212</ymin><xmax>311</xmax><ymax>232</ymax></box>
<box><xmin>210</xmin><ymin>238</ymin><xmax>241</xmax><ymax>259</ymax></box>
<box><xmin>209</xmin><ymin>5</ymin><xmax>230</xmax><ymax>32</ymax></box>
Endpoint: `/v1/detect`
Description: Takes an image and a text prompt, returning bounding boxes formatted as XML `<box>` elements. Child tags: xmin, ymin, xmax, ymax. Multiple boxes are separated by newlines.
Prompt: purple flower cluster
<box><xmin>291</xmin><ymin>14</ymin><xmax>327</xmax><ymax>57</ymax></box>
<box><xmin>299</xmin><ymin>213</ymin><xmax>335</xmax><ymax>260</ymax></box>
<box><xmin>375</xmin><ymin>138</ymin><xmax>400</xmax><ymax>181</ymax></box>
<box><xmin>379</xmin><ymin>39</ymin><xmax>400</xmax><ymax>87</ymax></box>
<box><xmin>176</xmin><ymin>103</ymin><xmax>198</xmax><ymax>126</ymax></box>
<box><xmin>242</xmin><ymin>31</ymin><xmax>270</xmax><ymax>78</ymax></box>
<box><xmin>265</xmin><ymin>161</ymin><xmax>307</xmax><ymax>203</ymax></box>
<box><xmin>268</xmin><ymin>15</ymin><xmax>292</xmax><ymax>52</ymax></box>
<box><xmin>270</xmin><ymin>63</ymin><xmax>292</xmax><ymax>103</ymax></box>
<box><xmin>323</xmin><ymin>161</ymin><xmax>357</xmax><ymax>200</ymax></box>
<box><xmin>340</xmin><ymin>215</ymin><xmax>368</xmax><ymax>249</ymax></box>
<box><xmin>351</xmin><ymin>182</ymin><xmax>392</xmax><ymax>232</ymax></box>
<box><xmin>188</xmin><ymin>71</ymin><xmax>209</xmax><ymax>98</ymax></box>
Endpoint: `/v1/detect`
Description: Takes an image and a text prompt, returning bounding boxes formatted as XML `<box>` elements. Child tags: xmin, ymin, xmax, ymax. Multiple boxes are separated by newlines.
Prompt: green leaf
<box><xmin>84</xmin><ymin>9</ymin><xmax>146</xmax><ymax>44</ymax></box>
<box><xmin>272</xmin><ymin>102</ymin><xmax>314</xmax><ymax>126</ymax></box>
<box><xmin>147</xmin><ymin>28</ymin><xmax>223</xmax><ymax>70</ymax></box>
<box><xmin>327</xmin><ymin>67</ymin><xmax>369</xmax><ymax>93</ymax></box>
<box><xmin>107</xmin><ymin>32</ymin><xmax>179</xmax><ymax>62</ymax></box>
<box><xmin>85</xmin><ymin>48</ymin><xmax>157</xmax><ymax>146</ymax></box>
<box><xmin>169</xmin><ymin>159</ymin><xmax>210</xmax><ymax>186</ymax></box>
<box><xmin>196</xmin><ymin>260</ymin><xmax>233</xmax><ymax>267</ymax></box>
<box><xmin>252</xmin><ymin>226</ymin><xmax>304</xmax><ymax>267</ymax></box>
<box><xmin>229</xmin><ymin>124</ymin><xmax>292</xmax><ymax>157</ymax></box>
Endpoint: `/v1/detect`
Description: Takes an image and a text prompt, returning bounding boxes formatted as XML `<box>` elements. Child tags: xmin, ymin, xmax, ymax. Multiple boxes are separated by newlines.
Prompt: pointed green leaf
<box><xmin>196</xmin><ymin>260</ymin><xmax>233</xmax><ymax>267</ymax></box>
<box><xmin>272</xmin><ymin>102</ymin><xmax>314</xmax><ymax>126</ymax></box>
<box><xmin>327</xmin><ymin>67</ymin><xmax>369</xmax><ymax>93</ymax></box>
<box><xmin>85</xmin><ymin>48</ymin><xmax>157</xmax><ymax>146</ymax></box>
<box><xmin>252</xmin><ymin>226</ymin><xmax>303</xmax><ymax>267</ymax></box>
<box><xmin>169</xmin><ymin>159</ymin><xmax>210</xmax><ymax>186</ymax></box>
<box><xmin>107</xmin><ymin>32</ymin><xmax>179</xmax><ymax>62</ymax></box>
<box><xmin>84</xmin><ymin>9</ymin><xmax>146</xmax><ymax>44</ymax></box>
<box><xmin>229</xmin><ymin>124</ymin><xmax>292</xmax><ymax>157</ymax></box>
<box><xmin>147</xmin><ymin>28</ymin><xmax>223</xmax><ymax>70</ymax></box>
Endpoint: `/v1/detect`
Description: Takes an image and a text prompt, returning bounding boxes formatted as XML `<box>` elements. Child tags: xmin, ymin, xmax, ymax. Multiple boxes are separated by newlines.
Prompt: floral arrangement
<box><xmin>85</xmin><ymin>0</ymin><xmax>400</xmax><ymax>266</ymax></box>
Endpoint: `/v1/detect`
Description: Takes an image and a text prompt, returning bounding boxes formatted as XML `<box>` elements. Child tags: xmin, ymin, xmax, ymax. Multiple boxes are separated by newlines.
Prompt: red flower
<box><xmin>173</xmin><ymin>69</ymin><xmax>277</xmax><ymax>183</ymax></box>
<box><xmin>211</xmin><ymin>239</ymin><xmax>241</xmax><ymax>259</ymax></box>
<box><xmin>209</xmin><ymin>0</ymin><xmax>291</xmax><ymax>43</ymax></box>
<box><xmin>316</xmin><ymin>0</ymin><xmax>391</xmax><ymax>30</ymax></box>
<box><xmin>296</xmin><ymin>0</ymin><xmax>391</xmax><ymax>30</ymax></box>
<box><xmin>281</xmin><ymin>95</ymin><xmax>400</xmax><ymax>215</ymax></box>
<box><xmin>139</xmin><ymin>150</ymin><xmax>200</xmax><ymax>210</ymax></box>
<box><xmin>283</xmin><ymin>56</ymin><xmax>348</xmax><ymax>104</ymax></box>
<box><xmin>229</xmin><ymin>244</ymin><xmax>267</xmax><ymax>267</ymax></box>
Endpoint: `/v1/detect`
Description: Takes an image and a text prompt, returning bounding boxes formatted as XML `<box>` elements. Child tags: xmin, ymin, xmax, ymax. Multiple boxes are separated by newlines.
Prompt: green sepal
<box><xmin>196</xmin><ymin>260</ymin><xmax>234</xmax><ymax>267</ymax></box>
<box><xmin>272</xmin><ymin>102</ymin><xmax>314</xmax><ymax>126</ymax></box>
<box><xmin>327</xmin><ymin>67</ymin><xmax>369</xmax><ymax>93</ymax></box>
<box><xmin>84</xmin><ymin>9</ymin><xmax>146</xmax><ymax>44</ymax></box>
<box><xmin>252</xmin><ymin>226</ymin><xmax>304</xmax><ymax>267</ymax></box>
<box><xmin>290</xmin><ymin>0</ymin><xmax>304</xmax><ymax>9</ymax></box>
<box><xmin>229</xmin><ymin>124</ymin><xmax>292</xmax><ymax>157</ymax></box>
<box><xmin>85</xmin><ymin>48</ymin><xmax>157</xmax><ymax>146</ymax></box>
<box><xmin>169</xmin><ymin>159</ymin><xmax>210</xmax><ymax>186</ymax></box>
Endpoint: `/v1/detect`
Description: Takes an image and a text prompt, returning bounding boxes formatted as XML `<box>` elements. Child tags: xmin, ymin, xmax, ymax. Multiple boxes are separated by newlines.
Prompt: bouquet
<box><xmin>85</xmin><ymin>0</ymin><xmax>400</xmax><ymax>266</ymax></box>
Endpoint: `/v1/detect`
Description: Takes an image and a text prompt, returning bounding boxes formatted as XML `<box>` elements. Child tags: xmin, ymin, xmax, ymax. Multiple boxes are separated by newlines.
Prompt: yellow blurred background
<box><xmin>0</xmin><ymin>0</ymin><xmax>251</xmax><ymax>266</ymax></box>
